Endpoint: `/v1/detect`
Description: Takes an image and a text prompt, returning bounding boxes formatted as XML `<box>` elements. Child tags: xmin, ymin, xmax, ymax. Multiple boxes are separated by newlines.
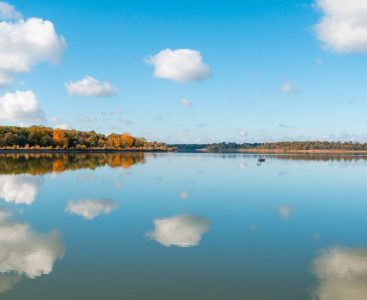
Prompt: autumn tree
<box><xmin>53</xmin><ymin>129</ymin><xmax>68</xmax><ymax>148</ymax></box>
<box><xmin>107</xmin><ymin>134</ymin><xmax>121</xmax><ymax>148</ymax></box>
<box><xmin>120</xmin><ymin>133</ymin><xmax>135</xmax><ymax>148</ymax></box>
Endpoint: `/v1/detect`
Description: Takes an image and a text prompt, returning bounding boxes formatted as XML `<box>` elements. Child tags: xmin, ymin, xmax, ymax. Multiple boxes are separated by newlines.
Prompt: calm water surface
<box><xmin>0</xmin><ymin>153</ymin><xmax>366</xmax><ymax>300</ymax></box>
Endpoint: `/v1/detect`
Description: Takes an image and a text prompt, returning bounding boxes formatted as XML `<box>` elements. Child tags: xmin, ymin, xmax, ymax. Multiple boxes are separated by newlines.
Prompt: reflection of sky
<box><xmin>65</xmin><ymin>199</ymin><xmax>117</xmax><ymax>220</ymax></box>
<box><xmin>313</xmin><ymin>247</ymin><xmax>367</xmax><ymax>300</ymax></box>
<box><xmin>0</xmin><ymin>175</ymin><xmax>42</xmax><ymax>205</ymax></box>
<box><xmin>179</xmin><ymin>191</ymin><xmax>190</xmax><ymax>200</ymax></box>
<box><xmin>1</xmin><ymin>153</ymin><xmax>367</xmax><ymax>298</ymax></box>
<box><xmin>0</xmin><ymin>209</ymin><xmax>64</xmax><ymax>293</ymax></box>
<box><xmin>147</xmin><ymin>215</ymin><xmax>210</xmax><ymax>247</ymax></box>
<box><xmin>278</xmin><ymin>205</ymin><xmax>294</xmax><ymax>220</ymax></box>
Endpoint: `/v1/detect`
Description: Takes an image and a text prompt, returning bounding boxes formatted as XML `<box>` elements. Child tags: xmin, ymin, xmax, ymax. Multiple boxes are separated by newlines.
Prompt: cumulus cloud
<box><xmin>0</xmin><ymin>90</ymin><xmax>44</xmax><ymax>123</ymax></box>
<box><xmin>65</xmin><ymin>199</ymin><xmax>118</xmax><ymax>220</ymax></box>
<box><xmin>179</xmin><ymin>98</ymin><xmax>191</xmax><ymax>107</ymax></box>
<box><xmin>314</xmin><ymin>0</ymin><xmax>367</xmax><ymax>53</ymax></box>
<box><xmin>312</xmin><ymin>247</ymin><xmax>367</xmax><ymax>299</ymax></box>
<box><xmin>280</xmin><ymin>81</ymin><xmax>296</xmax><ymax>95</ymax></box>
<box><xmin>0</xmin><ymin>2</ymin><xmax>22</xmax><ymax>20</ymax></box>
<box><xmin>147</xmin><ymin>215</ymin><xmax>210</xmax><ymax>247</ymax></box>
<box><xmin>0</xmin><ymin>209</ymin><xmax>64</xmax><ymax>293</ymax></box>
<box><xmin>0</xmin><ymin>175</ymin><xmax>42</xmax><ymax>205</ymax></box>
<box><xmin>65</xmin><ymin>76</ymin><xmax>118</xmax><ymax>97</ymax></box>
<box><xmin>0</xmin><ymin>13</ymin><xmax>66</xmax><ymax>86</ymax></box>
<box><xmin>146</xmin><ymin>49</ymin><xmax>211</xmax><ymax>83</ymax></box>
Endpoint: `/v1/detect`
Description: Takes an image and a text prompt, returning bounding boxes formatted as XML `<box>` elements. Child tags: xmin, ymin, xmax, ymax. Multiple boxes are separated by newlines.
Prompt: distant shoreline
<box><xmin>2</xmin><ymin>148</ymin><xmax>367</xmax><ymax>155</ymax></box>
<box><xmin>239</xmin><ymin>149</ymin><xmax>367</xmax><ymax>154</ymax></box>
<box><xmin>195</xmin><ymin>148</ymin><xmax>367</xmax><ymax>154</ymax></box>
<box><xmin>0</xmin><ymin>148</ymin><xmax>176</xmax><ymax>154</ymax></box>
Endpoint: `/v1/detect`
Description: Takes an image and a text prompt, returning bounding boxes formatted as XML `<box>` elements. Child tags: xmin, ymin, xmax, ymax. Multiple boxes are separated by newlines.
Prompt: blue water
<box><xmin>0</xmin><ymin>153</ymin><xmax>366</xmax><ymax>299</ymax></box>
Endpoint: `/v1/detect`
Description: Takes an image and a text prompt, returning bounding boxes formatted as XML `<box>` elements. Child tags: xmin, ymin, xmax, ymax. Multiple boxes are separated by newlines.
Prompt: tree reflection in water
<box><xmin>0</xmin><ymin>152</ymin><xmax>146</xmax><ymax>175</ymax></box>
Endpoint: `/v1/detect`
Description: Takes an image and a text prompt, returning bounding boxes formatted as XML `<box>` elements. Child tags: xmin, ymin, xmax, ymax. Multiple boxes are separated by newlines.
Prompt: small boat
<box><xmin>257</xmin><ymin>155</ymin><xmax>266</xmax><ymax>163</ymax></box>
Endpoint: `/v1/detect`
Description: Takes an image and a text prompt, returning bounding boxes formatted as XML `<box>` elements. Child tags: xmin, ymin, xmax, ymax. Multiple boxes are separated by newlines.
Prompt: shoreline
<box><xmin>0</xmin><ymin>148</ymin><xmax>176</xmax><ymax>154</ymax></box>
<box><xmin>1</xmin><ymin>148</ymin><xmax>367</xmax><ymax>155</ymax></box>
<box><xmin>195</xmin><ymin>148</ymin><xmax>367</xmax><ymax>154</ymax></box>
<box><xmin>238</xmin><ymin>149</ymin><xmax>367</xmax><ymax>154</ymax></box>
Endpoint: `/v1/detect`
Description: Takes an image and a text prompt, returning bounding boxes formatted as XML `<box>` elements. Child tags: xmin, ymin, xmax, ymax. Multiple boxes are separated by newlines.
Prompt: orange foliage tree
<box><xmin>107</xmin><ymin>134</ymin><xmax>121</xmax><ymax>148</ymax></box>
<box><xmin>121</xmin><ymin>133</ymin><xmax>135</xmax><ymax>148</ymax></box>
<box><xmin>53</xmin><ymin>129</ymin><xmax>68</xmax><ymax>148</ymax></box>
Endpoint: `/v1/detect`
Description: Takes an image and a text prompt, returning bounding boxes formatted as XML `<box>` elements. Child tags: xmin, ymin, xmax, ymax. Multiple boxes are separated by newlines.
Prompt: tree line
<box><xmin>257</xmin><ymin>141</ymin><xmax>367</xmax><ymax>151</ymax></box>
<box><xmin>173</xmin><ymin>141</ymin><xmax>367</xmax><ymax>153</ymax></box>
<box><xmin>0</xmin><ymin>126</ymin><xmax>170</xmax><ymax>151</ymax></box>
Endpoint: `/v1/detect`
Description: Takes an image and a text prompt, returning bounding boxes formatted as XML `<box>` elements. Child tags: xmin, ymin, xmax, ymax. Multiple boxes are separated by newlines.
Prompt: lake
<box><xmin>0</xmin><ymin>152</ymin><xmax>366</xmax><ymax>299</ymax></box>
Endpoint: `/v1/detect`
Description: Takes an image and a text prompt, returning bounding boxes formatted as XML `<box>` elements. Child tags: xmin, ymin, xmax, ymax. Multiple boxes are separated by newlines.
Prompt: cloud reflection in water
<box><xmin>147</xmin><ymin>215</ymin><xmax>210</xmax><ymax>248</ymax></box>
<box><xmin>0</xmin><ymin>175</ymin><xmax>42</xmax><ymax>205</ymax></box>
<box><xmin>312</xmin><ymin>247</ymin><xmax>367</xmax><ymax>300</ymax></box>
<box><xmin>65</xmin><ymin>199</ymin><xmax>118</xmax><ymax>220</ymax></box>
<box><xmin>0</xmin><ymin>209</ymin><xmax>64</xmax><ymax>293</ymax></box>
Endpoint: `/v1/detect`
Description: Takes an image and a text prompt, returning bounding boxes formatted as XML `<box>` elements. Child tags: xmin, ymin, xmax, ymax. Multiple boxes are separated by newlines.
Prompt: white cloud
<box><xmin>49</xmin><ymin>116</ymin><xmax>70</xmax><ymax>130</ymax></box>
<box><xmin>65</xmin><ymin>76</ymin><xmax>117</xmax><ymax>97</ymax></box>
<box><xmin>0</xmin><ymin>175</ymin><xmax>42</xmax><ymax>205</ymax></box>
<box><xmin>179</xmin><ymin>98</ymin><xmax>191</xmax><ymax>107</ymax></box>
<box><xmin>0</xmin><ymin>91</ymin><xmax>44</xmax><ymax>123</ymax></box>
<box><xmin>65</xmin><ymin>199</ymin><xmax>117</xmax><ymax>220</ymax></box>
<box><xmin>0</xmin><ymin>209</ymin><xmax>63</xmax><ymax>291</ymax></box>
<box><xmin>312</xmin><ymin>247</ymin><xmax>367</xmax><ymax>299</ymax></box>
<box><xmin>146</xmin><ymin>48</ymin><xmax>210</xmax><ymax>83</ymax></box>
<box><xmin>315</xmin><ymin>0</ymin><xmax>367</xmax><ymax>53</ymax></box>
<box><xmin>0</xmin><ymin>16</ymin><xmax>65</xmax><ymax>86</ymax></box>
<box><xmin>280</xmin><ymin>81</ymin><xmax>296</xmax><ymax>94</ymax></box>
<box><xmin>55</xmin><ymin>123</ymin><xmax>69</xmax><ymax>130</ymax></box>
<box><xmin>0</xmin><ymin>2</ymin><xmax>22</xmax><ymax>20</ymax></box>
<box><xmin>147</xmin><ymin>215</ymin><xmax>210</xmax><ymax>247</ymax></box>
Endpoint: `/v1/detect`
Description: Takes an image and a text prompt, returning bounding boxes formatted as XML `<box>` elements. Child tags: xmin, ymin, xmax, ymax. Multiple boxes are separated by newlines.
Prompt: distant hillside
<box><xmin>170</xmin><ymin>143</ymin><xmax>261</xmax><ymax>152</ymax></box>
<box><xmin>248</xmin><ymin>141</ymin><xmax>367</xmax><ymax>152</ymax></box>
<box><xmin>172</xmin><ymin>141</ymin><xmax>367</xmax><ymax>153</ymax></box>
<box><xmin>169</xmin><ymin>144</ymin><xmax>209</xmax><ymax>152</ymax></box>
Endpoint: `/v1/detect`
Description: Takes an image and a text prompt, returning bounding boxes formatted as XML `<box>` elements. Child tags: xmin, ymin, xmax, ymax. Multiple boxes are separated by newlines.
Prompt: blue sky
<box><xmin>1</xmin><ymin>0</ymin><xmax>367</xmax><ymax>143</ymax></box>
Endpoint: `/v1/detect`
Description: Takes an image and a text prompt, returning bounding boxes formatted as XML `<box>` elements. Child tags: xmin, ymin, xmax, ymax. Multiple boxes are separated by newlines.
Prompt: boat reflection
<box><xmin>312</xmin><ymin>247</ymin><xmax>367</xmax><ymax>299</ymax></box>
<box><xmin>147</xmin><ymin>215</ymin><xmax>210</xmax><ymax>248</ymax></box>
<box><xmin>0</xmin><ymin>209</ymin><xmax>64</xmax><ymax>294</ymax></box>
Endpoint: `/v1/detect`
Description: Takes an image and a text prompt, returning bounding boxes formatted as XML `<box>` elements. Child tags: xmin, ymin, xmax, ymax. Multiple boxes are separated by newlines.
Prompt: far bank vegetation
<box><xmin>0</xmin><ymin>126</ymin><xmax>172</xmax><ymax>151</ymax></box>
